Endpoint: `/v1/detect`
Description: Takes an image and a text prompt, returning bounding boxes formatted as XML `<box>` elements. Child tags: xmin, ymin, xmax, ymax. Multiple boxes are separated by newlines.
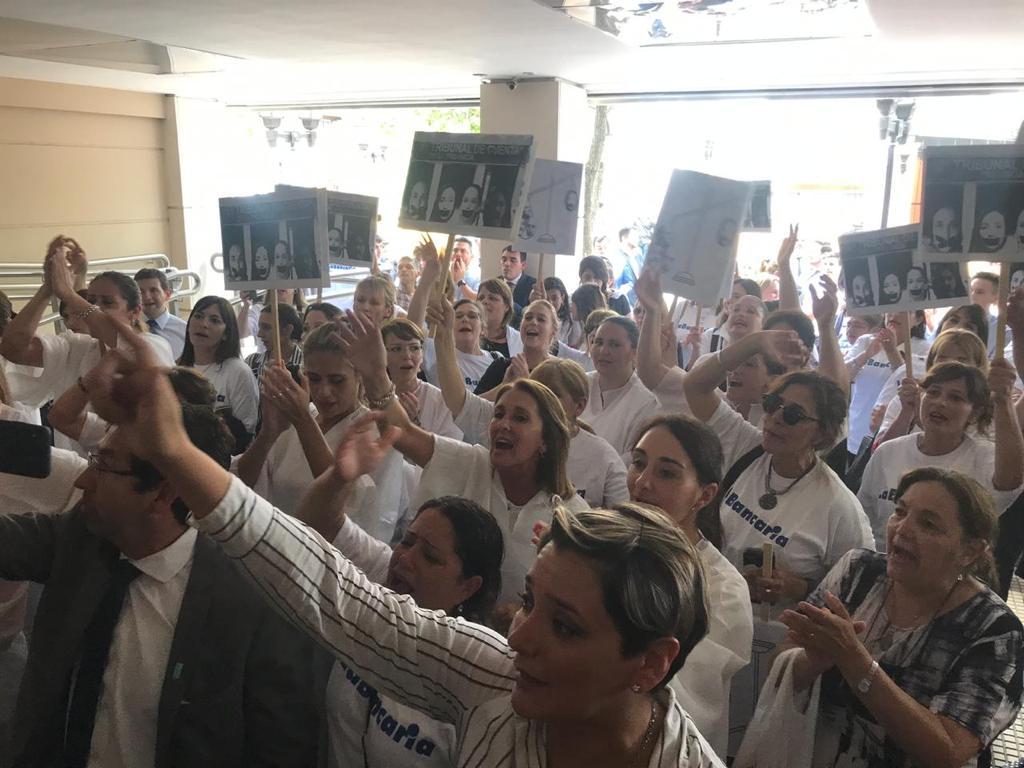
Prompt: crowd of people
<box><xmin>1</xmin><ymin>227</ymin><xmax>1023</xmax><ymax>768</ymax></box>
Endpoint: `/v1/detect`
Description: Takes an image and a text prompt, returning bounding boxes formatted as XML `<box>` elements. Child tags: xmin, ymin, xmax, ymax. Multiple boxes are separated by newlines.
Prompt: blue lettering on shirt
<box><xmin>343</xmin><ymin>664</ymin><xmax>437</xmax><ymax>756</ymax></box>
<box><xmin>724</xmin><ymin>491</ymin><xmax>790</xmax><ymax>547</ymax></box>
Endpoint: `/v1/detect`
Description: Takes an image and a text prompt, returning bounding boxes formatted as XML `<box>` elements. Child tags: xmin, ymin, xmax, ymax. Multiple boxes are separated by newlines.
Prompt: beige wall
<box><xmin>0</xmin><ymin>76</ymin><xmax>169</xmax><ymax>267</ymax></box>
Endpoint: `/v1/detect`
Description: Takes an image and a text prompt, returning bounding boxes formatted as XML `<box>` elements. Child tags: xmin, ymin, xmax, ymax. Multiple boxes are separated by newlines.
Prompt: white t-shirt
<box><xmin>4</xmin><ymin>331</ymin><xmax>175</xmax><ymax>409</ymax></box>
<box><xmin>581</xmin><ymin>370</ymin><xmax>660</xmax><ymax>456</ymax></box>
<box><xmin>454</xmin><ymin>393</ymin><xmax>628</xmax><ymax>508</ymax></box>
<box><xmin>568</xmin><ymin>427</ymin><xmax>629</xmax><ymax>507</ymax></box>
<box><xmin>709</xmin><ymin>399</ymin><xmax>874</xmax><ymax>595</ymax></box>
<box><xmin>413</xmin><ymin>436</ymin><xmax>590</xmax><ymax>603</ymax></box>
<box><xmin>0</xmin><ymin>446</ymin><xmax>85</xmax><ymax>516</ymax></box>
<box><xmin>239</xmin><ymin>406</ymin><xmax>405</xmax><ymax>542</ymax></box>
<box><xmin>857</xmin><ymin>434</ymin><xmax>1022</xmax><ymax>551</ymax></box>
<box><xmin>554</xmin><ymin>341</ymin><xmax>594</xmax><ymax>372</ymax></box>
<box><xmin>193</xmin><ymin>357</ymin><xmax>260</xmax><ymax>431</ymax></box>
<box><xmin>421</xmin><ymin>339</ymin><xmax>498</xmax><ymax>392</ymax></box>
<box><xmin>325</xmin><ymin>518</ymin><xmax>456</xmax><ymax>767</ymax></box>
<box><xmin>671</xmin><ymin>539</ymin><xmax>752</xmax><ymax>759</ymax></box>
<box><xmin>845</xmin><ymin>334</ymin><xmax>903</xmax><ymax>452</ymax></box>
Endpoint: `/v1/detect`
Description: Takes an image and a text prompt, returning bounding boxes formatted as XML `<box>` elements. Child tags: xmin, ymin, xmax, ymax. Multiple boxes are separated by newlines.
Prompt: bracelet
<box><xmin>71</xmin><ymin>304</ymin><xmax>100</xmax><ymax>322</ymax></box>
<box><xmin>366</xmin><ymin>385</ymin><xmax>396</xmax><ymax>411</ymax></box>
<box><xmin>856</xmin><ymin>659</ymin><xmax>879</xmax><ymax>694</ymax></box>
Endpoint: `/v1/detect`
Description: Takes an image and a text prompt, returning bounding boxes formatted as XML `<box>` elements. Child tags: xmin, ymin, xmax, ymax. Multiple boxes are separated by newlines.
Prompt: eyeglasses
<box><xmin>762</xmin><ymin>393</ymin><xmax>819</xmax><ymax>426</ymax></box>
<box><xmin>87</xmin><ymin>452</ymin><xmax>136</xmax><ymax>477</ymax></box>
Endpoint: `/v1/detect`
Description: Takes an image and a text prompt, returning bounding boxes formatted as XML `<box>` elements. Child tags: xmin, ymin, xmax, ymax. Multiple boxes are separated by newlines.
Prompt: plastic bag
<box><xmin>733</xmin><ymin>647</ymin><xmax>821</xmax><ymax>768</ymax></box>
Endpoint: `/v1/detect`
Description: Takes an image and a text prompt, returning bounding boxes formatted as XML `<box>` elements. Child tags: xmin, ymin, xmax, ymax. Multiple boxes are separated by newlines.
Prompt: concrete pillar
<box><xmin>163</xmin><ymin>95</ymin><xmax>232</xmax><ymax>303</ymax></box>
<box><xmin>479</xmin><ymin>79</ymin><xmax>590</xmax><ymax>285</ymax></box>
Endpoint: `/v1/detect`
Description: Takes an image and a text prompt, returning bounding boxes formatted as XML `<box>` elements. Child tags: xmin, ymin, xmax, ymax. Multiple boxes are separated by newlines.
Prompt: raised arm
<box><xmin>684</xmin><ymin>330</ymin><xmax>805</xmax><ymax>422</ymax></box>
<box><xmin>776</xmin><ymin>225</ymin><xmax>800</xmax><ymax>311</ymax></box>
<box><xmin>81</xmin><ymin>322</ymin><xmax>517</xmax><ymax>726</ymax></box>
<box><xmin>406</xmin><ymin>237</ymin><xmax>441</xmax><ymax>331</ymax></box>
<box><xmin>1007</xmin><ymin>288</ymin><xmax>1024</xmax><ymax>425</ymax></box>
<box><xmin>635</xmin><ymin>265</ymin><xmax>672</xmax><ymax>390</ymax></box>
<box><xmin>0</xmin><ymin>239</ymin><xmax>62</xmax><ymax>366</ymax></box>
<box><xmin>261</xmin><ymin>364</ymin><xmax>334</xmax><ymax>479</ymax></box>
<box><xmin>47</xmin><ymin>377</ymin><xmax>92</xmax><ymax>441</ymax></box>
<box><xmin>810</xmin><ymin>275</ymin><xmax>850</xmax><ymax>400</ymax></box>
<box><xmin>427</xmin><ymin>295</ymin><xmax>467</xmax><ymax>417</ymax></box>
<box><xmin>336</xmin><ymin>309</ymin><xmax>436</xmax><ymax>467</ymax></box>
<box><xmin>233</xmin><ymin>392</ymin><xmax>290</xmax><ymax>488</ymax></box>
<box><xmin>989</xmin><ymin>358</ymin><xmax>1024</xmax><ymax>492</ymax></box>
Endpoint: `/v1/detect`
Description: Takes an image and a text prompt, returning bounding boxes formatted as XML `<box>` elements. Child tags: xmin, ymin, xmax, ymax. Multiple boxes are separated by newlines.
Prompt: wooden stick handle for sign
<box><xmin>316</xmin><ymin>287</ymin><xmax>323</xmax><ymax>302</ymax></box>
<box><xmin>996</xmin><ymin>262</ymin><xmax>1011</xmax><ymax>359</ymax></box>
<box><xmin>538</xmin><ymin>253</ymin><xmax>546</xmax><ymax>284</ymax></box>
<box><xmin>270</xmin><ymin>288</ymin><xmax>283</xmax><ymax>363</ymax></box>
<box><xmin>429</xmin><ymin>234</ymin><xmax>456</xmax><ymax>340</ymax></box>
<box><xmin>668</xmin><ymin>295</ymin><xmax>679</xmax><ymax>320</ymax></box>
<box><xmin>760</xmin><ymin>542</ymin><xmax>774</xmax><ymax>623</ymax></box>
<box><xmin>903</xmin><ymin>311</ymin><xmax>913</xmax><ymax>380</ymax></box>
<box><xmin>694</xmin><ymin>304</ymin><xmax>703</xmax><ymax>331</ymax></box>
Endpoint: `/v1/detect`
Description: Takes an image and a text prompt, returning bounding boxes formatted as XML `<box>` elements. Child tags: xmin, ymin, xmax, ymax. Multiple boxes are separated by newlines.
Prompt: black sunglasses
<box><xmin>762</xmin><ymin>393</ymin><xmax>819</xmax><ymax>426</ymax></box>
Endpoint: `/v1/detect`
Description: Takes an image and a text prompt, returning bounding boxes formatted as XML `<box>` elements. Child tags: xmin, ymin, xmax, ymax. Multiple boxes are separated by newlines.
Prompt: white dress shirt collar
<box><xmin>126</xmin><ymin>527</ymin><xmax>197</xmax><ymax>584</ymax></box>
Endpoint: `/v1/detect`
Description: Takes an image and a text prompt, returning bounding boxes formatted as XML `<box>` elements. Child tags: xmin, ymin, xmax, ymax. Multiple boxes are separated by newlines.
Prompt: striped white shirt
<box><xmin>195</xmin><ymin>477</ymin><xmax>725</xmax><ymax>768</ymax></box>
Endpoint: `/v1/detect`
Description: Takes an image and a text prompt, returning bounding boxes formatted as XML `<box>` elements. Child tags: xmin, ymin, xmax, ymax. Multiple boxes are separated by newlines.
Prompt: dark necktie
<box><xmin>147</xmin><ymin>318</ymin><xmax>159</xmax><ymax>332</ymax></box>
<box><xmin>64</xmin><ymin>558</ymin><xmax>142</xmax><ymax>767</ymax></box>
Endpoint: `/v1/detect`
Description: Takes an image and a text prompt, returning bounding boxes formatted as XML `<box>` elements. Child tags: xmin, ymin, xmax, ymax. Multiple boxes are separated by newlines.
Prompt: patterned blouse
<box><xmin>807</xmin><ymin>549</ymin><xmax>1023</xmax><ymax>768</ymax></box>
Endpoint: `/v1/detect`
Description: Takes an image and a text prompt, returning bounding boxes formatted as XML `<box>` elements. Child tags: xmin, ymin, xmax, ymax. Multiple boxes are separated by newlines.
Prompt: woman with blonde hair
<box><xmin>235</xmin><ymin>322</ymin><xmax>406</xmax><ymax>542</ymax></box>
<box><xmin>354</xmin><ymin>273</ymin><xmax>398</xmax><ymax>326</ymax></box>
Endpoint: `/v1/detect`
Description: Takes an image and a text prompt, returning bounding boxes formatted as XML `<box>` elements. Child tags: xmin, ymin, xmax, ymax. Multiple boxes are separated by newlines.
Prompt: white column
<box><xmin>479</xmin><ymin>79</ymin><xmax>590</xmax><ymax>283</ymax></box>
<box><xmin>163</xmin><ymin>95</ymin><xmax>231</xmax><ymax>302</ymax></box>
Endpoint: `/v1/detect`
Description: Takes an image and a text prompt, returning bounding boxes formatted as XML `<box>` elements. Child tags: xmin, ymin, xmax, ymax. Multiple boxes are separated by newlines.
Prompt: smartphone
<box><xmin>742</xmin><ymin>547</ymin><xmax>764</xmax><ymax>570</ymax></box>
<box><xmin>0</xmin><ymin>421</ymin><xmax>51</xmax><ymax>478</ymax></box>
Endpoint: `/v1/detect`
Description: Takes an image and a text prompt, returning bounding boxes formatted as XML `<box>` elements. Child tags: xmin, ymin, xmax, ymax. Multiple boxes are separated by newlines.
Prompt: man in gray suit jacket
<box><xmin>0</xmin><ymin>404</ymin><xmax>321</xmax><ymax>768</ymax></box>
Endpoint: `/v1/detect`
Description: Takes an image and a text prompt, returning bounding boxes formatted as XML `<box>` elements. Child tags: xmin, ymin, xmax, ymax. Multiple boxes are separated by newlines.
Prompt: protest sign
<box><xmin>398</xmin><ymin>132</ymin><xmax>534</xmax><ymax>240</ymax></box>
<box><xmin>513</xmin><ymin>158</ymin><xmax>583</xmax><ymax>255</ymax></box>
<box><xmin>220</xmin><ymin>188</ymin><xmax>329</xmax><ymax>291</ymax></box>
<box><xmin>839</xmin><ymin>225</ymin><xmax>969</xmax><ymax>315</ymax></box>
<box><xmin>920</xmin><ymin>144</ymin><xmax>1024</xmax><ymax>263</ymax></box>
<box><xmin>645</xmin><ymin>170</ymin><xmax>752</xmax><ymax>306</ymax></box>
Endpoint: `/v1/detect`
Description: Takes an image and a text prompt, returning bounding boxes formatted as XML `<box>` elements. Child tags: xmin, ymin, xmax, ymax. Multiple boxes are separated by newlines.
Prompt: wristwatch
<box><xmin>457</xmin><ymin>279</ymin><xmax>467</xmax><ymax>288</ymax></box>
<box><xmin>857</xmin><ymin>660</ymin><xmax>879</xmax><ymax>694</ymax></box>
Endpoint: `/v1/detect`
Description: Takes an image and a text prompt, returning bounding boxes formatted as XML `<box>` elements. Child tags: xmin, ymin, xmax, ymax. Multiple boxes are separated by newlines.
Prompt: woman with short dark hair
<box><xmin>771</xmin><ymin>468</ymin><xmax>1023</xmax><ymax>768</ymax></box>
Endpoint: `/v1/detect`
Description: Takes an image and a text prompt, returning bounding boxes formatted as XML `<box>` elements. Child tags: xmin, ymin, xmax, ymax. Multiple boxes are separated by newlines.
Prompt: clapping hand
<box><xmin>331</xmin><ymin>411</ymin><xmax>401</xmax><ymax>484</ymax></box>
<box><xmin>261</xmin><ymin>363</ymin><xmax>311</xmax><ymax>424</ymax></box>
<box><xmin>335</xmin><ymin>309</ymin><xmax>388</xmax><ymax>381</ymax></box>
<box><xmin>503</xmin><ymin>353</ymin><xmax>530</xmax><ymax>383</ymax></box>
<box><xmin>780</xmin><ymin>591</ymin><xmax>867</xmax><ymax>671</ymax></box>
<box><xmin>398</xmin><ymin>390</ymin><xmax>420</xmax><ymax>424</ymax></box>
<box><xmin>80</xmin><ymin>313</ymin><xmax>186</xmax><ymax>462</ymax></box>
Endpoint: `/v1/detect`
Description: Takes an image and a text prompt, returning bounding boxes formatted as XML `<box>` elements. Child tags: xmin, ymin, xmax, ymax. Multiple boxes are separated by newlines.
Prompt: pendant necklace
<box><xmin>760</xmin><ymin>455</ymin><xmax>816</xmax><ymax>510</ymax></box>
<box><xmin>627</xmin><ymin>699</ymin><xmax>660</xmax><ymax>768</ymax></box>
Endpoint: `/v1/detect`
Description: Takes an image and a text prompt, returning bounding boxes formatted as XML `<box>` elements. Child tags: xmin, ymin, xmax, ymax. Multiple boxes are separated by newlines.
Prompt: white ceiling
<box><xmin>0</xmin><ymin>0</ymin><xmax>1019</xmax><ymax>105</ymax></box>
